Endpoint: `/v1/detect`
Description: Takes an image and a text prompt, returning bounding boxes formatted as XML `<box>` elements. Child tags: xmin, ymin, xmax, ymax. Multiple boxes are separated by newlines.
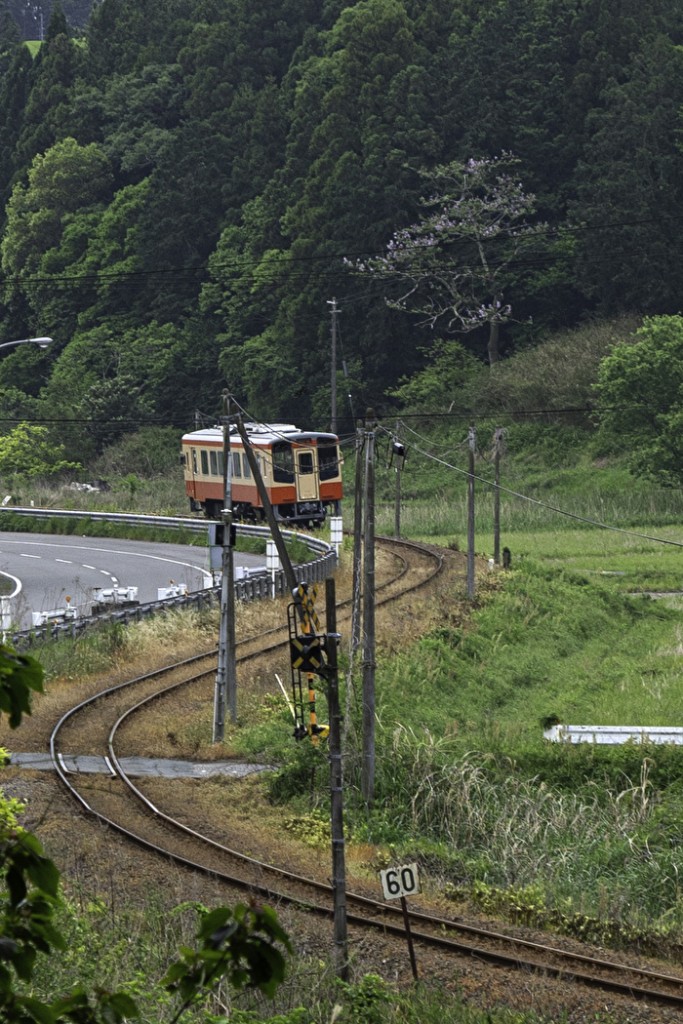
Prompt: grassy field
<box><xmin>211</xmin><ymin>426</ymin><xmax>678</xmax><ymax>962</ymax></box>
<box><xmin>8</xmin><ymin>410</ymin><xmax>683</xmax><ymax>1021</ymax></box>
<box><xmin>320</xmin><ymin>429</ymin><xmax>683</xmax><ymax>955</ymax></box>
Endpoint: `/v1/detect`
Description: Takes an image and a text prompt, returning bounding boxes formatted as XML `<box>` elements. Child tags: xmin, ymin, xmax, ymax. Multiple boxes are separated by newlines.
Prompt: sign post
<box><xmin>379</xmin><ymin>862</ymin><xmax>420</xmax><ymax>980</ymax></box>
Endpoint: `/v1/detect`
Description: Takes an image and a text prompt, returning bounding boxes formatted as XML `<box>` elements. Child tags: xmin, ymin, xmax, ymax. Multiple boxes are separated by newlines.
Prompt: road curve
<box><xmin>0</xmin><ymin>533</ymin><xmax>263</xmax><ymax>629</ymax></box>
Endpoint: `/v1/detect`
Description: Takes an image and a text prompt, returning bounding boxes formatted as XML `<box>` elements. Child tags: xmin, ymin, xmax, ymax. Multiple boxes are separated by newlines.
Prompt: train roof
<box><xmin>181</xmin><ymin>423</ymin><xmax>339</xmax><ymax>445</ymax></box>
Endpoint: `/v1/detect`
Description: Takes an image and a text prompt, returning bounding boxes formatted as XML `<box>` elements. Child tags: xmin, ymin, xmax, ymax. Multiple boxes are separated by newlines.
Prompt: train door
<box><xmin>296</xmin><ymin>449</ymin><xmax>319</xmax><ymax>501</ymax></box>
<box><xmin>188</xmin><ymin>446</ymin><xmax>199</xmax><ymax>493</ymax></box>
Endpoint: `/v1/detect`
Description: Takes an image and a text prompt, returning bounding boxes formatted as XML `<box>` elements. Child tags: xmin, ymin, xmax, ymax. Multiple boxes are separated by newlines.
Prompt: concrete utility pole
<box><xmin>328</xmin><ymin>298</ymin><xmax>340</xmax><ymax>435</ymax></box>
<box><xmin>325</xmin><ymin>577</ymin><xmax>348</xmax><ymax>979</ymax></box>
<box><xmin>351</xmin><ymin>426</ymin><xmax>364</xmax><ymax>656</ymax></box>
<box><xmin>361</xmin><ymin>415</ymin><xmax>376</xmax><ymax>808</ymax></box>
<box><xmin>493</xmin><ymin>427</ymin><xmax>504</xmax><ymax>566</ymax></box>
<box><xmin>467</xmin><ymin>425</ymin><xmax>476</xmax><ymax>599</ymax></box>
<box><xmin>214</xmin><ymin>391</ymin><xmax>237</xmax><ymax>741</ymax></box>
<box><xmin>344</xmin><ymin>425</ymin><xmax>365</xmax><ymax>749</ymax></box>
<box><xmin>393</xmin><ymin>420</ymin><xmax>402</xmax><ymax>539</ymax></box>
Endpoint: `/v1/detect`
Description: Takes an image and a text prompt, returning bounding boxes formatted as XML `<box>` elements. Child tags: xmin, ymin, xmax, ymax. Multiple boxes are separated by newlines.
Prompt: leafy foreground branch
<box><xmin>0</xmin><ymin>643</ymin><xmax>290</xmax><ymax>1024</ymax></box>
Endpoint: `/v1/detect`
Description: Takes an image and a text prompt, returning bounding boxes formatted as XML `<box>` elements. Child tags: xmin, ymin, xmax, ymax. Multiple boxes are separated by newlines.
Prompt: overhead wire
<box><xmin>2</xmin><ymin>206</ymin><xmax>682</xmax><ymax>292</ymax></box>
<box><xmin>391</xmin><ymin>424</ymin><xmax>683</xmax><ymax>550</ymax></box>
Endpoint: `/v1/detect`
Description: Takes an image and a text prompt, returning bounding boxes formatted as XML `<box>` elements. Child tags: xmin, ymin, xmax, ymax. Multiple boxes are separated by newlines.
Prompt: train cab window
<box><xmin>209</xmin><ymin>450</ymin><xmax>219</xmax><ymax>475</ymax></box>
<box><xmin>272</xmin><ymin>442</ymin><xmax>295</xmax><ymax>483</ymax></box>
<box><xmin>242</xmin><ymin>454</ymin><xmax>251</xmax><ymax>478</ymax></box>
<box><xmin>232</xmin><ymin>451</ymin><xmax>242</xmax><ymax>478</ymax></box>
<box><xmin>319</xmin><ymin>444</ymin><xmax>340</xmax><ymax>480</ymax></box>
<box><xmin>298</xmin><ymin>451</ymin><xmax>314</xmax><ymax>474</ymax></box>
<box><xmin>191</xmin><ymin>449</ymin><xmax>198</xmax><ymax>474</ymax></box>
<box><xmin>201</xmin><ymin>450</ymin><xmax>209</xmax><ymax>475</ymax></box>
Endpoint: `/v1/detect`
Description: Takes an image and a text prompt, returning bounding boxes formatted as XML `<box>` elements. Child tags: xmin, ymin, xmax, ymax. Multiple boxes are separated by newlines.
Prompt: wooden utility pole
<box><xmin>493</xmin><ymin>427</ymin><xmax>503</xmax><ymax>565</ymax></box>
<box><xmin>361</xmin><ymin>418</ymin><xmax>376</xmax><ymax>808</ymax></box>
<box><xmin>467</xmin><ymin>425</ymin><xmax>476</xmax><ymax>599</ymax></box>
<box><xmin>326</xmin><ymin>577</ymin><xmax>348</xmax><ymax>979</ymax></box>
<box><xmin>214</xmin><ymin>391</ymin><xmax>237</xmax><ymax>741</ymax></box>
<box><xmin>234</xmin><ymin>415</ymin><xmax>298</xmax><ymax>595</ymax></box>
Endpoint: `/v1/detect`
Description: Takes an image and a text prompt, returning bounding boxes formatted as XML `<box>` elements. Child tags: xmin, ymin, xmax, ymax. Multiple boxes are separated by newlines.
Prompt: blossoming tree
<box><xmin>351</xmin><ymin>153</ymin><xmax>539</xmax><ymax>365</ymax></box>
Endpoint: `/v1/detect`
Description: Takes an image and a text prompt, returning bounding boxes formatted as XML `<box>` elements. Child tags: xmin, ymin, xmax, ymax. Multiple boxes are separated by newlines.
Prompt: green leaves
<box><xmin>0</xmin><ymin>641</ymin><xmax>291</xmax><ymax>1022</ymax></box>
<box><xmin>0</xmin><ymin>644</ymin><xmax>44</xmax><ymax>729</ymax></box>
<box><xmin>163</xmin><ymin>902</ymin><xmax>291</xmax><ymax>1011</ymax></box>
<box><xmin>595</xmin><ymin>314</ymin><xmax>683</xmax><ymax>485</ymax></box>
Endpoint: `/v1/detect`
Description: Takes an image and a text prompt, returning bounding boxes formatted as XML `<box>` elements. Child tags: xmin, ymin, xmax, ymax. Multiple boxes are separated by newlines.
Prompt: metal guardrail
<box><xmin>1</xmin><ymin>508</ymin><xmax>338</xmax><ymax>649</ymax></box>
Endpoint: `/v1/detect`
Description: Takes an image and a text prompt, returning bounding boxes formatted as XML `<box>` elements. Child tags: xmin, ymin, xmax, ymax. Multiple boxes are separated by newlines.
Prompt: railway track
<box><xmin>47</xmin><ymin>536</ymin><xmax>683</xmax><ymax>1013</ymax></box>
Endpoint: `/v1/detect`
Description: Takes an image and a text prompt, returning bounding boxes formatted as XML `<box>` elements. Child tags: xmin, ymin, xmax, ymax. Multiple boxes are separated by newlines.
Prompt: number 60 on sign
<box><xmin>379</xmin><ymin>862</ymin><xmax>420</xmax><ymax>901</ymax></box>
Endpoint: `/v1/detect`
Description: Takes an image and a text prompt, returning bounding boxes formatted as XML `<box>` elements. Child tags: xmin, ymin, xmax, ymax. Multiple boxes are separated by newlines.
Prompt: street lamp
<box><xmin>0</xmin><ymin>336</ymin><xmax>53</xmax><ymax>352</ymax></box>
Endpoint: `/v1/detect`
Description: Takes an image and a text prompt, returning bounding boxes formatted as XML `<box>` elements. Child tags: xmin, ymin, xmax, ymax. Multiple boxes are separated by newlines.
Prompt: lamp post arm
<box><xmin>0</xmin><ymin>337</ymin><xmax>53</xmax><ymax>352</ymax></box>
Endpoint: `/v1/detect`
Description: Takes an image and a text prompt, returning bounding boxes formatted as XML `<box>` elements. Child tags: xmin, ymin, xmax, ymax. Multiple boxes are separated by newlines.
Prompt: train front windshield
<box><xmin>318</xmin><ymin>444</ymin><xmax>340</xmax><ymax>480</ymax></box>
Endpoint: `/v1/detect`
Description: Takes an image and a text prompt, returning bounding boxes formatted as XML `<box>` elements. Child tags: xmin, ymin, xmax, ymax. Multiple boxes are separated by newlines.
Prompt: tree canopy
<box><xmin>0</xmin><ymin>0</ymin><xmax>679</xmax><ymax>447</ymax></box>
<box><xmin>595</xmin><ymin>315</ymin><xmax>683</xmax><ymax>486</ymax></box>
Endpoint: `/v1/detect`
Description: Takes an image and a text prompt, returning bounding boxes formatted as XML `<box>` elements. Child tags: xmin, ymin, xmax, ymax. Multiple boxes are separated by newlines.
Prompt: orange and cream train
<box><xmin>180</xmin><ymin>422</ymin><xmax>343</xmax><ymax>525</ymax></box>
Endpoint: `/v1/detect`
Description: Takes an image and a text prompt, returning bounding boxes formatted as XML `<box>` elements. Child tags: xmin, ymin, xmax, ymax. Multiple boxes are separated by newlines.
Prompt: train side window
<box><xmin>217</xmin><ymin>451</ymin><xmax>224</xmax><ymax>476</ymax></box>
<box><xmin>319</xmin><ymin>444</ymin><xmax>340</xmax><ymax>480</ymax></box>
<box><xmin>201</xmin><ymin>450</ymin><xmax>209</xmax><ymax>474</ymax></box>
<box><xmin>272</xmin><ymin>442</ymin><xmax>294</xmax><ymax>483</ymax></box>
<box><xmin>232</xmin><ymin>451</ymin><xmax>242</xmax><ymax>478</ymax></box>
<box><xmin>242</xmin><ymin>454</ymin><xmax>251</xmax><ymax>478</ymax></box>
<box><xmin>298</xmin><ymin>451</ymin><xmax>314</xmax><ymax>474</ymax></box>
<box><xmin>209</xmin><ymin>450</ymin><xmax>219</xmax><ymax>475</ymax></box>
<box><xmin>191</xmin><ymin>449</ymin><xmax>198</xmax><ymax>474</ymax></box>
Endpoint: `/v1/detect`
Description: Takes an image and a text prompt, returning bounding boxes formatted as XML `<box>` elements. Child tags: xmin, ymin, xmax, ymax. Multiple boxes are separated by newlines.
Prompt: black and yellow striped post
<box><xmin>300</xmin><ymin>583</ymin><xmax>326</xmax><ymax>744</ymax></box>
<box><xmin>288</xmin><ymin>583</ymin><xmax>330</xmax><ymax>741</ymax></box>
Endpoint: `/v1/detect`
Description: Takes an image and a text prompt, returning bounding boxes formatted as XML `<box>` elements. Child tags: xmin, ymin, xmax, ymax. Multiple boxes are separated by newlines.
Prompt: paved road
<box><xmin>9</xmin><ymin>752</ymin><xmax>272</xmax><ymax>778</ymax></box>
<box><xmin>0</xmin><ymin>533</ymin><xmax>264</xmax><ymax>629</ymax></box>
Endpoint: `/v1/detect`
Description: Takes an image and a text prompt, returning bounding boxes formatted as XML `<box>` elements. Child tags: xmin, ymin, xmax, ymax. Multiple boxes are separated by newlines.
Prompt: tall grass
<box><xmin>372</xmin><ymin>458</ymin><xmax>683</xmax><ymax>540</ymax></box>
<box><xmin>366</xmin><ymin>730</ymin><xmax>683</xmax><ymax>935</ymax></box>
<box><xmin>332</xmin><ymin>557</ymin><xmax>683</xmax><ymax>944</ymax></box>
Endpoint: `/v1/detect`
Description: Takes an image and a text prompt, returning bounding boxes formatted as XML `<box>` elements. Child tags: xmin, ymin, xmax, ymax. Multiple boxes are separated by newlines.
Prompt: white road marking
<box><xmin>0</xmin><ymin>571</ymin><xmax>22</xmax><ymax>598</ymax></box>
<box><xmin>6</xmin><ymin>539</ymin><xmax>210</xmax><ymax>577</ymax></box>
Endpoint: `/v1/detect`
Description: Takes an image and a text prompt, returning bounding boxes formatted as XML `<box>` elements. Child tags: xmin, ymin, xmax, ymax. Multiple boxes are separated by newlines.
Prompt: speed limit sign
<box><xmin>379</xmin><ymin>862</ymin><xmax>420</xmax><ymax>901</ymax></box>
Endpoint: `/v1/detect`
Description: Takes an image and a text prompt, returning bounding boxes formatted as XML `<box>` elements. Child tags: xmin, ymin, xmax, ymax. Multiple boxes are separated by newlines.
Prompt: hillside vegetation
<box><xmin>1</xmin><ymin>0</ymin><xmax>683</xmax><ymax>1017</ymax></box>
<box><xmin>0</xmin><ymin>1</ymin><xmax>680</xmax><ymax>469</ymax></box>
<box><xmin>5</xmin><ymin>320</ymin><xmax>683</xmax><ymax>1017</ymax></box>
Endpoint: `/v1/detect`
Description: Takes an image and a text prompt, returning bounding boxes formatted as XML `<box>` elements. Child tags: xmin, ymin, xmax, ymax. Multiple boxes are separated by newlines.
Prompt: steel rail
<box><xmin>49</xmin><ymin>542</ymin><xmax>683</xmax><ymax>1007</ymax></box>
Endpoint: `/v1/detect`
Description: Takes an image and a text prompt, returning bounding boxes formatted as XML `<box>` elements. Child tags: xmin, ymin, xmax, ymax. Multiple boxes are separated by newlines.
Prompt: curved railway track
<box><xmin>47</xmin><ymin>536</ymin><xmax>683</xmax><ymax>1013</ymax></box>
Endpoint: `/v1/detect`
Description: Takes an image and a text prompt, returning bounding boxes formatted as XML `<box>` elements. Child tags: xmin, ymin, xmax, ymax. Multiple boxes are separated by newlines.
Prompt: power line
<box><xmin>397</xmin><ymin>427</ymin><xmax>683</xmax><ymax>550</ymax></box>
<box><xmin>3</xmin><ymin>207</ymin><xmax>683</xmax><ymax>291</ymax></box>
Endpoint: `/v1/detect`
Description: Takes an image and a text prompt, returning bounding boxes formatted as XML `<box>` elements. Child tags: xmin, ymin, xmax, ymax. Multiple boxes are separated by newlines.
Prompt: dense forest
<box><xmin>0</xmin><ymin>0</ymin><xmax>680</xmax><ymax>463</ymax></box>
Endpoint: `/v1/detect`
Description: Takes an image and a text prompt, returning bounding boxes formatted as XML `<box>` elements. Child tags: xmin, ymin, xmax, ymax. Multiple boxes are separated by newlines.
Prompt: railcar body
<box><xmin>180</xmin><ymin>422</ymin><xmax>343</xmax><ymax>525</ymax></box>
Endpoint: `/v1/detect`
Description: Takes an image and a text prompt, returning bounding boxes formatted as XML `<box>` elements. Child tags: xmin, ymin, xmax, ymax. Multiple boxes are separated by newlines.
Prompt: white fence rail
<box><xmin>0</xmin><ymin>508</ymin><xmax>337</xmax><ymax>648</ymax></box>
